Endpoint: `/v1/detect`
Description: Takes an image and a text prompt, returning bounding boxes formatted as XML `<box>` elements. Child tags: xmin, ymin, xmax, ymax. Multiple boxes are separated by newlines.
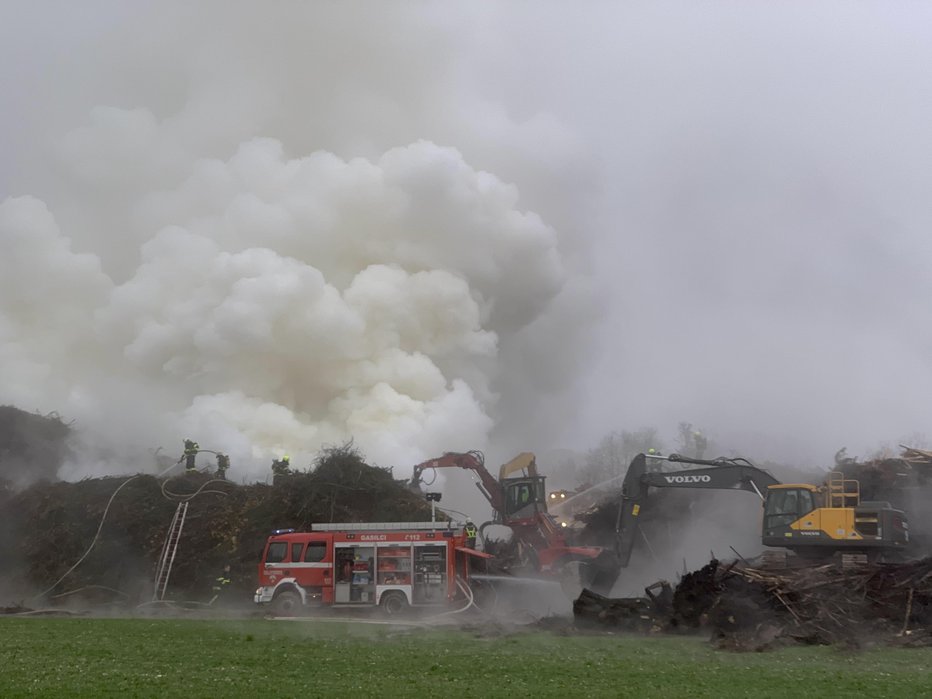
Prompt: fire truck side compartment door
<box><xmin>412</xmin><ymin>543</ymin><xmax>448</xmax><ymax>605</ymax></box>
<box><xmin>333</xmin><ymin>544</ymin><xmax>375</xmax><ymax>604</ymax></box>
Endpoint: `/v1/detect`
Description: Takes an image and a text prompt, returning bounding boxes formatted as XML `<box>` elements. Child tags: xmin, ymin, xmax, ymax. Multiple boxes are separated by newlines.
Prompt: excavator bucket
<box><xmin>582</xmin><ymin>550</ymin><xmax>623</xmax><ymax>596</ymax></box>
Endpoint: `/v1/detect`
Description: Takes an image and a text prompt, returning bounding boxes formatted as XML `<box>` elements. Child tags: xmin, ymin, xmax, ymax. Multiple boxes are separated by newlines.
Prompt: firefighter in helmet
<box><xmin>183</xmin><ymin>439</ymin><xmax>200</xmax><ymax>472</ymax></box>
<box><xmin>216</xmin><ymin>453</ymin><xmax>230</xmax><ymax>480</ymax></box>
<box><xmin>271</xmin><ymin>455</ymin><xmax>291</xmax><ymax>480</ymax></box>
<box><xmin>211</xmin><ymin>564</ymin><xmax>232</xmax><ymax>604</ymax></box>
<box><xmin>464</xmin><ymin>520</ymin><xmax>478</xmax><ymax>549</ymax></box>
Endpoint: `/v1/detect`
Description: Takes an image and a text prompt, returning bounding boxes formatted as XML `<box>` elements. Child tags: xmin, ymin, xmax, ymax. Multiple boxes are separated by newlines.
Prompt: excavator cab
<box><xmin>497</xmin><ymin>452</ymin><xmax>549</xmax><ymax>522</ymax></box>
<box><xmin>501</xmin><ymin>476</ymin><xmax>548</xmax><ymax>520</ymax></box>
<box><xmin>763</xmin><ymin>486</ymin><xmax>817</xmax><ymax>530</ymax></box>
<box><xmin>761</xmin><ymin>476</ymin><xmax>910</xmax><ymax>552</ymax></box>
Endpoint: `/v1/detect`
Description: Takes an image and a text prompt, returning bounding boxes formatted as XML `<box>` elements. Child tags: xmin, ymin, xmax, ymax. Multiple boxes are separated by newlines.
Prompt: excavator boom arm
<box><xmin>410</xmin><ymin>451</ymin><xmax>506</xmax><ymax>513</ymax></box>
<box><xmin>614</xmin><ymin>453</ymin><xmax>779</xmax><ymax>567</ymax></box>
<box><xmin>640</xmin><ymin>464</ymin><xmax>778</xmax><ymax>498</ymax></box>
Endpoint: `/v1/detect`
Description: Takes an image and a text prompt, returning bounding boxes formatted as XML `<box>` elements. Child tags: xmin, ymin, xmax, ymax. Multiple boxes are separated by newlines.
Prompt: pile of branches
<box><xmin>0</xmin><ymin>406</ymin><xmax>71</xmax><ymax>488</ymax></box>
<box><xmin>834</xmin><ymin>445</ymin><xmax>932</xmax><ymax>501</ymax></box>
<box><xmin>719</xmin><ymin>558</ymin><xmax>932</xmax><ymax>648</ymax></box>
<box><xmin>901</xmin><ymin>446</ymin><xmax>932</xmax><ymax>470</ymax></box>
<box><xmin>0</xmin><ymin>444</ymin><xmax>433</xmax><ymax>607</ymax></box>
<box><xmin>575</xmin><ymin>557</ymin><xmax>932</xmax><ymax>649</ymax></box>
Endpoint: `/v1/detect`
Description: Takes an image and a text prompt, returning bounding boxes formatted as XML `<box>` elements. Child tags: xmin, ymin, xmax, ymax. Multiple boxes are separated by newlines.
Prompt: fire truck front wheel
<box><xmin>379</xmin><ymin>591</ymin><xmax>409</xmax><ymax>616</ymax></box>
<box><xmin>271</xmin><ymin>589</ymin><xmax>302</xmax><ymax>617</ymax></box>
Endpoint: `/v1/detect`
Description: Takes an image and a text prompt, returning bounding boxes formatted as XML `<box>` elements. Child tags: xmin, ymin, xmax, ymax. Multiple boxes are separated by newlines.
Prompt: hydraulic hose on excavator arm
<box><xmin>410</xmin><ymin>451</ymin><xmax>506</xmax><ymax>514</ymax></box>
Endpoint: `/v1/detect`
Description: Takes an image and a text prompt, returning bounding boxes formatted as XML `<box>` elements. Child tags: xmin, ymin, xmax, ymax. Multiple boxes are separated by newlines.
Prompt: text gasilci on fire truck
<box><xmin>255</xmin><ymin>521</ymin><xmax>492</xmax><ymax>616</ymax></box>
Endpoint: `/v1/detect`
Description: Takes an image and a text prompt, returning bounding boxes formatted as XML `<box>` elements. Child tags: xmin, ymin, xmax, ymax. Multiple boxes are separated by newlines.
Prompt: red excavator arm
<box><xmin>411</xmin><ymin>451</ymin><xmax>613</xmax><ymax>583</ymax></box>
<box><xmin>410</xmin><ymin>451</ymin><xmax>506</xmax><ymax>514</ymax></box>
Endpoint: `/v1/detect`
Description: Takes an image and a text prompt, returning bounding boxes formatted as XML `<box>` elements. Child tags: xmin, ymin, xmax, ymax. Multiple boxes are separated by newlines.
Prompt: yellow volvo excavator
<box><xmin>588</xmin><ymin>452</ymin><xmax>911</xmax><ymax>594</ymax></box>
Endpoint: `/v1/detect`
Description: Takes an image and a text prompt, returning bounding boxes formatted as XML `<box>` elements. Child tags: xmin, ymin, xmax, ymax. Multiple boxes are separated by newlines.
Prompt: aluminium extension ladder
<box><xmin>152</xmin><ymin>501</ymin><xmax>188</xmax><ymax>601</ymax></box>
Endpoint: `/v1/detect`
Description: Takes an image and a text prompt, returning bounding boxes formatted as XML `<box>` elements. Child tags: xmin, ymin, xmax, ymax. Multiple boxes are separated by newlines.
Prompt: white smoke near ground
<box><xmin>610</xmin><ymin>492</ymin><xmax>767</xmax><ymax>597</ymax></box>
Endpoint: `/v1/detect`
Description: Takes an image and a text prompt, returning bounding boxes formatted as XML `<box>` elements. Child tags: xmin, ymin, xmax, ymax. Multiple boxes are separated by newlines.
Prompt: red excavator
<box><xmin>410</xmin><ymin>451</ymin><xmax>616</xmax><ymax>584</ymax></box>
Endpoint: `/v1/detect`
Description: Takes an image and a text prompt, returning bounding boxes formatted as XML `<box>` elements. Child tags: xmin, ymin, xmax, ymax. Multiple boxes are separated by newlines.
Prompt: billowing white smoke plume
<box><xmin>1</xmin><ymin>134</ymin><xmax>573</xmax><ymax>478</ymax></box>
<box><xmin>0</xmin><ymin>4</ymin><xmax>600</xmax><ymax>482</ymax></box>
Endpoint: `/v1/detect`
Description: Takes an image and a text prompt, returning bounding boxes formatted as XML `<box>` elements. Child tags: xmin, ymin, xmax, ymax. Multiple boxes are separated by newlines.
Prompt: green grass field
<box><xmin>2</xmin><ymin>617</ymin><xmax>932</xmax><ymax>698</ymax></box>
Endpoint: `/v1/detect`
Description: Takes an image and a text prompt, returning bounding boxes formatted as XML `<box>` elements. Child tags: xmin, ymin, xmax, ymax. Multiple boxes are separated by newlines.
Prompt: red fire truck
<box><xmin>254</xmin><ymin>521</ymin><xmax>491</xmax><ymax>616</ymax></box>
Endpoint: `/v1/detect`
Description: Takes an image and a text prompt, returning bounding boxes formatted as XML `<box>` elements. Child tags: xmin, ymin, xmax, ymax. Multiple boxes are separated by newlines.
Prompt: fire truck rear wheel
<box><xmin>271</xmin><ymin>589</ymin><xmax>302</xmax><ymax>617</ymax></box>
<box><xmin>380</xmin><ymin>591</ymin><xmax>409</xmax><ymax>616</ymax></box>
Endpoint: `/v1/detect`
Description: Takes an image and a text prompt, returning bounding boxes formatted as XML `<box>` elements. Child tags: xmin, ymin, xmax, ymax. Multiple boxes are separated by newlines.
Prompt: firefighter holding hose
<box><xmin>183</xmin><ymin>439</ymin><xmax>200</xmax><ymax>472</ymax></box>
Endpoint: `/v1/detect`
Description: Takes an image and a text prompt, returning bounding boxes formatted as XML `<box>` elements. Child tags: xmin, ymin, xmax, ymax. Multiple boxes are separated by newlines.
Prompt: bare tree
<box><xmin>575</xmin><ymin>427</ymin><xmax>663</xmax><ymax>486</ymax></box>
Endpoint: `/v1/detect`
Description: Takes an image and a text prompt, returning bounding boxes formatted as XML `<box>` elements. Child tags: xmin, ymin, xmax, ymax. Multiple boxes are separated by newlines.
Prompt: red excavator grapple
<box><xmin>410</xmin><ymin>451</ymin><xmax>619</xmax><ymax>589</ymax></box>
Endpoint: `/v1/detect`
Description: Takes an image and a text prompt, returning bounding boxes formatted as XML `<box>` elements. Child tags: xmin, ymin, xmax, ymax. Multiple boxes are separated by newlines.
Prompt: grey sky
<box><xmin>467</xmin><ymin>3</ymin><xmax>932</xmax><ymax>464</ymax></box>
<box><xmin>1</xmin><ymin>2</ymin><xmax>930</xmax><ymax>478</ymax></box>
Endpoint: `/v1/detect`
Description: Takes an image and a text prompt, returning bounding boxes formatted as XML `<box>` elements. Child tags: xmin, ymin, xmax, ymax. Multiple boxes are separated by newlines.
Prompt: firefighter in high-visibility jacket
<box><xmin>464</xmin><ymin>521</ymin><xmax>478</xmax><ymax>549</ymax></box>
<box><xmin>183</xmin><ymin>439</ymin><xmax>199</xmax><ymax>472</ymax></box>
<box><xmin>212</xmin><ymin>564</ymin><xmax>231</xmax><ymax>603</ymax></box>
<box><xmin>271</xmin><ymin>455</ymin><xmax>291</xmax><ymax>480</ymax></box>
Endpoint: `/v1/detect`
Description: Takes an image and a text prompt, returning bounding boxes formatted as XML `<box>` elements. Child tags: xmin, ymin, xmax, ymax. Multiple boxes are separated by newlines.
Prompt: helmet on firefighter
<box><xmin>282</xmin><ymin>455</ymin><xmax>290</xmax><ymax>463</ymax></box>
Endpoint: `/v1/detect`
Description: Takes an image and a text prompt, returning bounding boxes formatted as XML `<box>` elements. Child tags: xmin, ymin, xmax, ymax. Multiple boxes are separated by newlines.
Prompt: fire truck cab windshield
<box><xmin>266</xmin><ymin>541</ymin><xmax>287</xmax><ymax>563</ymax></box>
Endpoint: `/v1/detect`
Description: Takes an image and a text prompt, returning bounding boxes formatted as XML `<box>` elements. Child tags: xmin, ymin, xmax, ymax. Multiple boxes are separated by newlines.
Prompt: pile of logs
<box><xmin>574</xmin><ymin>557</ymin><xmax>932</xmax><ymax>649</ymax></box>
